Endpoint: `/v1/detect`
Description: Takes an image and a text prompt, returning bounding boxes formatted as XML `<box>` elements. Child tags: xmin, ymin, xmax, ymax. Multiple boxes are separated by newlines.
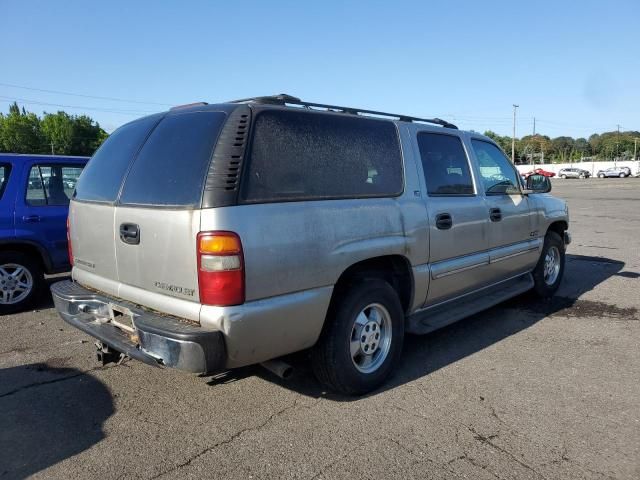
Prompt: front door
<box><xmin>469</xmin><ymin>139</ymin><xmax>539</xmax><ymax>283</ymax></box>
<box><xmin>415</xmin><ymin>131</ymin><xmax>491</xmax><ymax>306</ymax></box>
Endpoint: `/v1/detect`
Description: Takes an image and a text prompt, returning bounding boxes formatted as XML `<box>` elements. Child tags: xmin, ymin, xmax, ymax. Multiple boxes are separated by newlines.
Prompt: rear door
<box><xmin>114</xmin><ymin>110</ymin><xmax>227</xmax><ymax>305</ymax></box>
<box><xmin>414</xmin><ymin>131</ymin><xmax>491</xmax><ymax>306</ymax></box>
<box><xmin>15</xmin><ymin>163</ymin><xmax>84</xmax><ymax>270</ymax></box>
<box><xmin>71</xmin><ymin>114</ymin><xmax>162</xmax><ymax>296</ymax></box>
<box><xmin>469</xmin><ymin>139</ymin><xmax>539</xmax><ymax>283</ymax></box>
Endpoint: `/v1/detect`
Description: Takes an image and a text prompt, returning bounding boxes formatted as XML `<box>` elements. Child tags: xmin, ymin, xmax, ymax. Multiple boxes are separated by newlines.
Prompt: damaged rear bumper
<box><xmin>51</xmin><ymin>280</ymin><xmax>225</xmax><ymax>374</ymax></box>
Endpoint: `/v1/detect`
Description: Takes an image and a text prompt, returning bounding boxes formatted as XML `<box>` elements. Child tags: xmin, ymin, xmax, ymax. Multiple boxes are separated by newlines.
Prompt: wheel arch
<box><xmin>329</xmin><ymin>255</ymin><xmax>414</xmax><ymax>316</ymax></box>
<box><xmin>546</xmin><ymin>220</ymin><xmax>568</xmax><ymax>239</ymax></box>
<box><xmin>0</xmin><ymin>240</ymin><xmax>53</xmax><ymax>273</ymax></box>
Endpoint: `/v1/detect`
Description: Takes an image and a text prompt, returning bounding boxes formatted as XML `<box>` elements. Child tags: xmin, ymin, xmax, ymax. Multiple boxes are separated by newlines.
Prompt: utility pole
<box><xmin>616</xmin><ymin>124</ymin><xmax>620</xmax><ymax>166</ymax></box>
<box><xmin>50</xmin><ymin>141</ymin><xmax>54</xmax><ymax>155</ymax></box>
<box><xmin>634</xmin><ymin>137</ymin><xmax>637</xmax><ymax>161</ymax></box>
<box><xmin>512</xmin><ymin>104</ymin><xmax>519</xmax><ymax>163</ymax></box>
<box><xmin>533</xmin><ymin>117</ymin><xmax>536</xmax><ymax>136</ymax></box>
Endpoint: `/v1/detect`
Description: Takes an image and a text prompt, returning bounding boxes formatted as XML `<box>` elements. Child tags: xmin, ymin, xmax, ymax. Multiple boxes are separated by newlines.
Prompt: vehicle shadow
<box><xmin>36</xmin><ymin>274</ymin><xmax>71</xmax><ymax>310</ymax></box>
<box><xmin>0</xmin><ymin>364</ymin><xmax>113</xmax><ymax>479</ymax></box>
<box><xmin>235</xmin><ymin>253</ymin><xmax>625</xmax><ymax>400</ymax></box>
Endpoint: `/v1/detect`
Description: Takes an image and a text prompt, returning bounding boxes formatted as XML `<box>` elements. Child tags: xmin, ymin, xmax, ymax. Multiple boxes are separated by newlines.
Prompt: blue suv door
<box><xmin>14</xmin><ymin>161</ymin><xmax>86</xmax><ymax>271</ymax></box>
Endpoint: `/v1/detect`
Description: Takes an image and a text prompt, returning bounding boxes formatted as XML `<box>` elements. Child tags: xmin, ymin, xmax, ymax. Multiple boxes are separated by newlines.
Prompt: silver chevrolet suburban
<box><xmin>52</xmin><ymin>94</ymin><xmax>570</xmax><ymax>395</ymax></box>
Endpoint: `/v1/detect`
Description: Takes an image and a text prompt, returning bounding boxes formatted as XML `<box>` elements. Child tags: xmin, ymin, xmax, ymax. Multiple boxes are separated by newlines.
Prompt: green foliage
<box><xmin>0</xmin><ymin>102</ymin><xmax>108</xmax><ymax>156</ymax></box>
<box><xmin>484</xmin><ymin>129</ymin><xmax>640</xmax><ymax>164</ymax></box>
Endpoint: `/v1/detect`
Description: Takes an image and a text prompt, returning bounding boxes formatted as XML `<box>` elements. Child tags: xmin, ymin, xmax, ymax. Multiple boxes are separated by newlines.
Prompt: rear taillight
<box><xmin>197</xmin><ymin>231</ymin><xmax>244</xmax><ymax>306</ymax></box>
<box><xmin>66</xmin><ymin>216</ymin><xmax>73</xmax><ymax>266</ymax></box>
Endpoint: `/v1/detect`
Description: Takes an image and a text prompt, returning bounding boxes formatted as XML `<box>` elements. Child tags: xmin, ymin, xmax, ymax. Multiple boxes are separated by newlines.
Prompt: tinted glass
<box><xmin>471</xmin><ymin>140</ymin><xmax>520</xmax><ymax>195</ymax></box>
<box><xmin>75</xmin><ymin>114</ymin><xmax>161</xmax><ymax>203</ymax></box>
<box><xmin>0</xmin><ymin>164</ymin><xmax>9</xmax><ymax>200</ymax></box>
<box><xmin>242</xmin><ymin>110</ymin><xmax>402</xmax><ymax>202</ymax></box>
<box><xmin>119</xmin><ymin>111</ymin><xmax>226</xmax><ymax>206</ymax></box>
<box><xmin>417</xmin><ymin>133</ymin><xmax>474</xmax><ymax>195</ymax></box>
<box><xmin>26</xmin><ymin>165</ymin><xmax>85</xmax><ymax>206</ymax></box>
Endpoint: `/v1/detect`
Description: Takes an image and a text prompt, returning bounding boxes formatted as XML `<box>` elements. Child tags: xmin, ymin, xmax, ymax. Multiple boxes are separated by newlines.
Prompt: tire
<box><xmin>532</xmin><ymin>232</ymin><xmax>565</xmax><ymax>298</ymax></box>
<box><xmin>598</xmin><ymin>174</ymin><xmax>605</xmax><ymax>178</ymax></box>
<box><xmin>311</xmin><ymin>278</ymin><xmax>404</xmax><ymax>395</ymax></box>
<box><xmin>579</xmin><ymin>174</ymin><xmax>585</xmax><ymax>179</ymax></box>
<box><xmin>560</xmin><ymin>174</ymin><xmax>567</xmax><ymax>179</ymax></box>
<box><xmin>0</xmin><ymin>251</ymin><xmax>44</xmax><ymax>315</ymax></box>
<box><xmin>619</xmin><ymin>173</ymin><xmax>625</xmax><ymax>178</ymax></box>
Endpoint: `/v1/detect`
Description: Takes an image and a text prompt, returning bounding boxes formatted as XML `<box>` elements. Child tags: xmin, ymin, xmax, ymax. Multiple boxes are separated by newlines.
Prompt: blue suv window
<box><xmin>26</xmin><ymin>165</ymin><xmax>85</xmax><ymax>206</ymax></box>
<box><xmin>0</xmin><ymin>164</ymin><xmax>10</xmax><ymax>200</ymax></box>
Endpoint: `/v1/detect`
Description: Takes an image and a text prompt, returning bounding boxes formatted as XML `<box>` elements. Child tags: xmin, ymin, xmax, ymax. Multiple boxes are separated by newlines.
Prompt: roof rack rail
<box><xmin>228</xmin><ymin>94</ymin><xmax>458</xmax><ymax>129</ymax></box>
<box><xmin>170</xmin><ymin>101</ymin><xmax>209</xmax><ymax>111</ymax></box>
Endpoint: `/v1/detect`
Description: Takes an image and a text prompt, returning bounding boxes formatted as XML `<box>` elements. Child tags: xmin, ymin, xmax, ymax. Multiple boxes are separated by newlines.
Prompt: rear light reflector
<box><xmin>197</xmin><ymin>231</ymin><xmax>244</xmax><ymax>306</ymax></box>
<box><xmin>67</xmin><ymin>216</ymin><xmax>73</xmax><ymax>266</ymax></box>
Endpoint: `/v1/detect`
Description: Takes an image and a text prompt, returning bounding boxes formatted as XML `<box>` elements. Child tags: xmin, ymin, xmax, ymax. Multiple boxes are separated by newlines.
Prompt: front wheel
<box><xmin>598</xmin><ymin>174</ymin><xmax>605</xmax><ymax>178</ymax></box>
<box><xmin>311</xmin><ymin>279</ymin><xmax>404</xmax><ymax>395</ymax></box>
<box><xmin>619</xmin><ymin>173</ymin><xmax>625</xmax><ymax>178</ymax></box>
<box><xmin>0</xmin><ymin>251</ymin><xmax>44</xmax><ymax>315</ymax></box>
<box><xmin>532</xmin><ymin>232</ymin><xmax>565</xmax><ymax>298</ymax></box>
<box><xmin>560</xmin><ymin>174</ymin><xmax>567</xmax><ymax>179</ymax></box>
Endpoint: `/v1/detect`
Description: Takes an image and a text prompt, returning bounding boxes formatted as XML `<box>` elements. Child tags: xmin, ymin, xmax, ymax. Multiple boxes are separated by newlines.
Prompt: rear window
<box><xmin>0</xmin><ymin>164</ymin><xmax>10</xmax><ymax>200</ymax></box>
<box><xmin>241</xmin><ymin>109</ymin><xmax>402</xmax><ymax>203</ymax></box>
<box><xmin>75</xmin><ymin>114</ymin><xmax>161</xmax><ymax>203</ymax></box>
<box><xmin>119</xmin><ymin>111</ymin><xmax>226</xmax><ymax>207</ymax></box>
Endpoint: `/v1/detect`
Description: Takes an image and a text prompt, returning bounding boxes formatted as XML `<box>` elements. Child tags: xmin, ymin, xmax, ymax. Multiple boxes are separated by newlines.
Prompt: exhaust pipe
<box><xmin>260</xmin><ymin>359</ymin><xmax>294</xmax><ymax>380</ymax></box>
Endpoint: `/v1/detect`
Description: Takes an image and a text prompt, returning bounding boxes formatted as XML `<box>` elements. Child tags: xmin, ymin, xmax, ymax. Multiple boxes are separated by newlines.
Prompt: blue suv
<box><xmin>0</xmin><ymin>154</ymin><xmax>88</xmax><ymax>313</ymax></box>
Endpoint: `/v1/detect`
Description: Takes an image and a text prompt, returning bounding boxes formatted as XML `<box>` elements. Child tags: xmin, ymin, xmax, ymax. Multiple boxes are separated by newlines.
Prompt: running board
<box><xmin>406</xmin><ymin>273</ymin><xmax>534</xmax><ymax>335</ymax></box>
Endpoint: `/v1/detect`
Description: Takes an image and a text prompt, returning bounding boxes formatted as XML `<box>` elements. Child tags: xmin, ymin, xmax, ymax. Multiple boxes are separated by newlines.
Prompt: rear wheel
<box><xmin>0</xmin><ymin>251</ymin><xmax>44</xmax><ymax>315</ymax></box>
<box><xmin>619</xmin><ymin>173</ymin><xmax>625</xmax><ymax>178</ymax></box>
<box><xmin>560</xmin><ymin>174</ymin><xmax>567</xmax><ymax>179</ymax></box>
<box><xmin>532</xmin><ymin>232</ymin><xmax>565</xmax><ymax>298</ymax></box>
<box><xmin>311</xmin><ymin>278</ymin><xmax>404</xmax><ymax>395</ymax></box>
<box><xmin>598</xmin><ymin>174</ymin><xmax>605</xmax><ymax>178</ymax></box>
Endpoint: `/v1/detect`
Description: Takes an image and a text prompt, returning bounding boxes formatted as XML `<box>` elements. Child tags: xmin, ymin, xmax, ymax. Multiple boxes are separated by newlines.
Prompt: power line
<box><xmin>0</xmin><ymin>81</ymin><xmax>173</xmax><ymax>107</ymax></box>
<box><xmin>0</xmin><ymin>96</ymin><xmax>157</xmax><ymax>116</ymax></box>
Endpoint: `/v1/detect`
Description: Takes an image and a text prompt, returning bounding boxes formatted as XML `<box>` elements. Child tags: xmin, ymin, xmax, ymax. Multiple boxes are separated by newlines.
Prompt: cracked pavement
<box><xmin>1</xmin><ymin>178</ymin><xmax>639</xmax><ymax>479</ymax></box>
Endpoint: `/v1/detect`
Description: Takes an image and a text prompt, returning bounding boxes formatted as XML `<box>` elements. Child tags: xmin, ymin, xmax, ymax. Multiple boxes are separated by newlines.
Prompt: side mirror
<box><xmin>525</xmin><ymin>174</ymin><xmax>552</xmax><ymax>193</ymax></box>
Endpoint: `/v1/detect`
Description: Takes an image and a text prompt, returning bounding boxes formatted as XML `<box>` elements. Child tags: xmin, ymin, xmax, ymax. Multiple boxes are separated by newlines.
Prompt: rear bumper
<box><xmin>51</xmin><ymin>280</ymin><xmax>225</xmax><ymax>374</ymax></box>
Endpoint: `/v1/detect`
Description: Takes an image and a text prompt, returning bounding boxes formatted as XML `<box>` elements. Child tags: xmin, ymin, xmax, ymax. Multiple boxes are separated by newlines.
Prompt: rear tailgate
<box><xmin>71</xmin><ymin>109</ymin><xmax>228</xmax><ymax>322</ymax></box>
<box><xmin>113</xmin><ymin>111</ymin><xmax>227</xmax><ymax>318</ymax></box>
<box><xmin>71</xmin><ymin>114</ymin><xmax>162</xmax><ymax>295</ymax></box>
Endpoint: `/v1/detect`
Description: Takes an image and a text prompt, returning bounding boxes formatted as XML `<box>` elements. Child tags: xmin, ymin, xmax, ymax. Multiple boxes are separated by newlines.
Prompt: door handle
<box><xmin>22</xmin><ymin>215</ymin><xmax>41</xmax><ymax>223</ymax></box>
<box><xmin>435</xmin><ymin>213</ymin><xmax>453</xmax><ymax>230</ymax></box>
<box><xmin>119</xmin><ymin>223</ymin><xmax>140</xmax><ymax>245</ymax></box>
<box><xmin>490</xmin><ymin>208</ymin><xmax>502</xmax><ymax>222</ymax></box>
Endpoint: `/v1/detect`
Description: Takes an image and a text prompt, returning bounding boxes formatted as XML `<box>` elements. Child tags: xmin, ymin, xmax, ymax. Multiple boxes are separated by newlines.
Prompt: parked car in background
<box><xmin>524</xmin><ymin>168</ymin><xmax>556</xmax><ymax>178</ymax></box>
<box><xmin>597</xmin><ymin>167</ymin><xmax>631</xmax><ymax>178</ymax></box>
<box><xmin>558</xmin><ymin>167</ymin><xmax>590</xmax><ymax>179</ymax></box>
<box><xmin>52</xmin><ymin>94</ymin><xmax>570</xmax><ymax>395</ymax></box>
<box><xmin>0</xmin><ymin>154</ymin><xmax>88</xmax><ymax>313</ymax></box>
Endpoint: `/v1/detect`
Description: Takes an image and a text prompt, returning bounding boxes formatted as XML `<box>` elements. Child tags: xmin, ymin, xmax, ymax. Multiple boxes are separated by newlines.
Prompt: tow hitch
<box><xmin>96</xmin><ymin>341</ymin><xmax>125</xmax><ymax>366</ymax></box>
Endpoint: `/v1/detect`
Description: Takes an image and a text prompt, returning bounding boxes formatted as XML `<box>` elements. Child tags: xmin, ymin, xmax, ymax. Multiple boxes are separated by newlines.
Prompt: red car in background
<box><xmin>523</xmin><ymin>168</ymin><xmax>556</xmax><ymax>178</ymax></box>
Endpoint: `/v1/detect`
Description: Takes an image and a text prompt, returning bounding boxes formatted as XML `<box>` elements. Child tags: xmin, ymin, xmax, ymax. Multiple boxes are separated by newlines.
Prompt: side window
<box><xmin>26</xmin><ymin>165</ymin><xmax>85</xmax><ymax>206</ymax></box>
<box><xmin>0</xmin><ymin>164</ymin><xmax>10</xmax><ymax>200</ymax></box>
<box><xmin>242</xmin><ymin>110</ymin><xmax>403</xmax><ymax>203</ymax></box>
<box><xmin>471</xmin><ymin>140</ymin><xmax>521</xmax><ymax>195</ymax></box>
<box><xmin>416</xmin><ymin>133</ymin><xmax>474</xmax><ymax>195</ymax></box>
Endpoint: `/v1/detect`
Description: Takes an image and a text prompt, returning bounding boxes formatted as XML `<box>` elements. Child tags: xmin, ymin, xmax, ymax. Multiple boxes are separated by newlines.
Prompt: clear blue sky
<box><xmin>1</xmin><ymin>0</ymin><xmax>638</xmax><ymax>138</ymax></box>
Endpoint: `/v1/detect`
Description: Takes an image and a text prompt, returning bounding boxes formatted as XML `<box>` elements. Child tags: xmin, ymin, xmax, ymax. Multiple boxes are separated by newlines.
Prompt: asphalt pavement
<box><xmin>1</xmin><ymin>178</ymin><xmax>639</xmax><ymax>479</ymax></box>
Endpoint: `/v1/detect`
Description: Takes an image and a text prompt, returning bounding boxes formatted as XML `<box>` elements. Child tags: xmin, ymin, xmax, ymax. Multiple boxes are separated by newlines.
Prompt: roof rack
<box><xmin>228</xmin><ymin>94</ymin><xmax>458</xmax><ymax>129</ymax></box>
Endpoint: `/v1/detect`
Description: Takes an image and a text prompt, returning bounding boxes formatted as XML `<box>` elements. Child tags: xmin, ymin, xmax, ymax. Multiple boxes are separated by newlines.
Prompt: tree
<box><xmin>41</xmin><ymin>111</ymin><xmax>74</xmax><ymax>154</ymax></box>
<box><xmin>0</xmin><ymin>103</ymin><xmax>108</xmax><ymax>155</ymax></box>
<box><xmin>0</xmin><ymin>102</ymin><xmax>45</xmax><ymax>153</ymax></box>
